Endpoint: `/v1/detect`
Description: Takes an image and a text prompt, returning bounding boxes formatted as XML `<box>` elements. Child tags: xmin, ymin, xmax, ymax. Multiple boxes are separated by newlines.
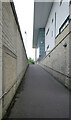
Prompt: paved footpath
<box><xmin>7</xmin><ymin>65</ymin><xmax>70</xmax><ymax>119</ymax></box>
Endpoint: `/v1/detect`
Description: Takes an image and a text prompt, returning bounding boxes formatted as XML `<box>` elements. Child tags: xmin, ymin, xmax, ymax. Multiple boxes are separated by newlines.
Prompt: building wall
<box><xmin>0</xmin><ymin>2</ymin><xmax>28</xmax><ymax>119</ymax></box>
<box><xmin>38</xmin><ymin>28</ymin><xmax>45</xmax><ymax>57</ymax></box>
<box><xmin>40</xmin><ymin>22</ymin><xmax>71</xmax><ymax>89</ymax></box>
<box><xmin>17</xmin><ymin>29</ymin><xmax>28</xmax><ymax>81</ymax></box>
<box><xmin>69</xmin><ymin>4</ymin><xmax>71</xmax><ymax>88</ymax></box>
<box><xmin>69</xmin><ymin>27</ymin><xmax>71</xmax><ymax>88</ymax></box>
<box><xmin>45</xmin><ymin>1</ymin><xmax>69</xmax><ymax>54</ymax></box>
<box><xmin>0</xmin><ymin>2</ymin><xmax>2</xmax><ymax>119</ymax></box>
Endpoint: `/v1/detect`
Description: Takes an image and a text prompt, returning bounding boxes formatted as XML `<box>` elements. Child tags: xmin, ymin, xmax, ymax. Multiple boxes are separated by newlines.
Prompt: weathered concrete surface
<box><xmin>0</xmin><ymin>2</ymin><xmax>28</xmax><ymax>119</ymax></box>
<box><xmin>7</xmin><ymin>65</ymin><xmax>70</xmax><ymax>119</ymax></box>
<box><xmin>0</xmin><ymin>2</ymin><xmax>2</xmax><ymax>119</ymax></box>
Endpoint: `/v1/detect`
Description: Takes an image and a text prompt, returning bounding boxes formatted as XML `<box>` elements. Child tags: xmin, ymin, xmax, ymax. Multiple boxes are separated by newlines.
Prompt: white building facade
<box><xmin>45</xmin><ymin>1</ymin><xmax>70</xmax><ymax>54</ymax></box>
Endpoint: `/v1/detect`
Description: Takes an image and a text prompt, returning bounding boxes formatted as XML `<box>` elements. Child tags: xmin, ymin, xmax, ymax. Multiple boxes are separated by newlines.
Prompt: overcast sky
<box><xmin>14</xmin><ymin>0</ymin><xmax>36</xmax><ymax>60</ymax></box>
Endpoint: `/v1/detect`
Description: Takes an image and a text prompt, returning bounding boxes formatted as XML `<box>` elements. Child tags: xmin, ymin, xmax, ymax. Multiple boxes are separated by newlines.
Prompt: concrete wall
<box><xmin>0</xmin><ymin>2</ymin><xmax>2</xmax><ymax>119</ymax></box>
<box><xmin>45</xmin><ymin>1</ymin><xmax>69</xmax><ymax>54</ymax></box>
<box><xmin>40</xmin><ymin>22</ymin><xmax>71</xmax><ymax>89</ymax></box>
<box><xmin>0</xmin><ymin>2</ymin><xmax>28</xmax><ymax>119</ymax></box>
<box><xmin>69</xmin><ymin>4</ymin><xmax>71</xmax><ymax>88</ymax></box>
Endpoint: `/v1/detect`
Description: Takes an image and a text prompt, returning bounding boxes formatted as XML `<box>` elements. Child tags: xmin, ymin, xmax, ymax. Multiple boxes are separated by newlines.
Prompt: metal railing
<box><xmin>0</xmin><ymin>67</ymin><xmax>27</xmax><ymax>100</ymax></box>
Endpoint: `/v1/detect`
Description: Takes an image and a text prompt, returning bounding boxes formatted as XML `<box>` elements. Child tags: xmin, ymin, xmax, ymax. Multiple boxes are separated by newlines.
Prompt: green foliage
<box><xmin>28</xmin><ymin>58</ymin><xmax>35</xmax><ymax>64</ymax></box>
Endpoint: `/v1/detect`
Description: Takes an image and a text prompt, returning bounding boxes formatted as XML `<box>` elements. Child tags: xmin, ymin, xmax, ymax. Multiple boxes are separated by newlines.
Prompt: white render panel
<box><xmin>45</xmin><ymin>1</ymin><xmax>69</xmax><ymax>53</ymax></box>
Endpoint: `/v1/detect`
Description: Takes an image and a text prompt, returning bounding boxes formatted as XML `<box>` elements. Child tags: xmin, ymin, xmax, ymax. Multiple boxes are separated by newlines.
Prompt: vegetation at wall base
<box><xmin>28</xmin><ymin>58</ymin><xmax>35</xmax><ymax>64</ymax></box>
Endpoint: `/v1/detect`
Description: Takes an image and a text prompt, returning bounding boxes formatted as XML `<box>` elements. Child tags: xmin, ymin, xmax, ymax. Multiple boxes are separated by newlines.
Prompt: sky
<box><xmin>14</xmin><ymin>0</ymin><xmax>36</xmax><ymax>60</ymax></box>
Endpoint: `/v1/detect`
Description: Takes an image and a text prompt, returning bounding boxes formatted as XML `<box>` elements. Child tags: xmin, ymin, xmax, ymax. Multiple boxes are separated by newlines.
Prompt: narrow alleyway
<box><xmin>7</xmin><ymin>65</ymin><xmax>69</xmax><ymax>118</ymax></box>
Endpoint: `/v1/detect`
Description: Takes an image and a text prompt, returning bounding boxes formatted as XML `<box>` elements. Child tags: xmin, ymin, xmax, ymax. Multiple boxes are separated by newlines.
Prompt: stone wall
<box><xmin>40</xmin><ymin>22</ymin><xmax>71</xmax><ymax>89</ymax></box>
<box><xmin>0</xmin><ymin>2</ymin><xmax>28</xmax><ymax>119</ymax></box>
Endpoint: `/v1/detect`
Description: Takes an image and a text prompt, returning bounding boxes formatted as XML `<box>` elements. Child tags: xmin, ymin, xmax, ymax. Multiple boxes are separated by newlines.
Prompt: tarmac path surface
<box><xmin>7</xmin><ymin>64</ymin><xmax>70</xmax><ymax>119</ymax></box>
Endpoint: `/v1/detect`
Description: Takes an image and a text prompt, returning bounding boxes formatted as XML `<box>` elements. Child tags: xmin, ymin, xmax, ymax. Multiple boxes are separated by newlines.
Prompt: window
<box><xmin>47</xmin><ymin>45</ymin><xmax>49</xmax><ymax>49</ymax></box>
<box><xmin>59</xmin><ymin>15</ymin><xmax>70</xmax><ymax>33</ymax></box>
<box><xmin>46</xmin><ymin>28</ymin><xmax>49</xmax><ymax>36</ymax></box>
<box><xmin>52</xmin><ymin>18</ymin><xmax>54</xmax><ymax>23</ymax></box>
<box><xmin>60</xmin><ymin>0</ymin><xmax>63</xmax><ymax>6</ymax></box>
<box><xmin>69</xmin><ymin>0</ymin><xmax>71</xmax><ymax>6</ymax></box>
